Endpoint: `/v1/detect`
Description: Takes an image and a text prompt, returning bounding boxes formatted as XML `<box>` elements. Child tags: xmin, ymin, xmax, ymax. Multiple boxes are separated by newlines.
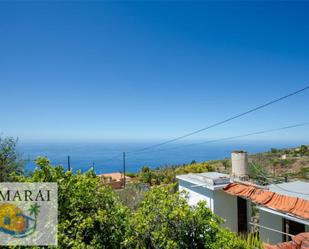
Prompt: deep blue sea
<box><xmin>17</xmin><ymin>140</ymin><xmax>305</xmax><ymax>175</ymax></box>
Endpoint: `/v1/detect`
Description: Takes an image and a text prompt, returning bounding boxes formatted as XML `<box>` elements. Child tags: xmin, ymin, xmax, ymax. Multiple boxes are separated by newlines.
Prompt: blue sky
<box><xmin>1</xmin><ymin>2</ymin><xmax>309</xmax><ymax>143</ymax></box>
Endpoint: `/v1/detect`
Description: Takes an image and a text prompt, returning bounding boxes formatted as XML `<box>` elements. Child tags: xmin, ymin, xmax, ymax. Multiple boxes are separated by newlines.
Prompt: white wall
<box><xmin>259</xmin><ymin>210</ymin><xmax>283</xmax><ymax>244</ymax></box>
<box><xmin>179</xmin><ymin>185</ymin><xmax>214</xmax><ymax>211</ymax></box>
<box><xmin>178</xmin><ymin>181</ymin><xmax>239</xmax><ymax>232</ymax></box>
<box><xmin>178</xmin><ymin>179</ymin><xmax>216</xmax><ymax>210</ymax></box>
<box><xmin>213</xmin><ymin>190</ymin><xmax>238</xmax><ymax>232</ymax></box>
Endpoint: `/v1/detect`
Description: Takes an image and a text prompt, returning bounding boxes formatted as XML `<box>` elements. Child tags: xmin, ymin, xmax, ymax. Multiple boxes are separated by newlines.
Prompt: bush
<box><xmin>124</xmin><ymin>185</ymin><xmax>250</xmax><ymax>249</ymax></box>
<box><xmin>138</xmin><ymin>162</ymin><xmax>213</xmax><ymax>186</ymax></box>
<box><xmin>125</xmin><ymin>172</ymin><xmax>138</xmax><ymax>178</ymax></box>
<box><xmin>15</xmin><ymin>157</ymin><xmax>129</xmax><ymax>249</ymax></box>
<box><xmin>10</xmin><ymin>157</ymin><xmax>260</xmax><ymax>249</ymax></box>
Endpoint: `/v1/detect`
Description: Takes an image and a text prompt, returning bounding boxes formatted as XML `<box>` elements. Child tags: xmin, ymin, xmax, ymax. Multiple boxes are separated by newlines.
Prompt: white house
<box><xmin>177</xmin><ymin>172</ymin><xmax>230</xmax><ymax>209</ymax></box>
<box><xmin>177</xmin><ymin>151</ymin><xmax>309</xmax><ymax>244</ymax></box>
<box><xmin>177</xmin><ymin>172</ymin><xmax>251</xmax><ymax>233</ymax></box>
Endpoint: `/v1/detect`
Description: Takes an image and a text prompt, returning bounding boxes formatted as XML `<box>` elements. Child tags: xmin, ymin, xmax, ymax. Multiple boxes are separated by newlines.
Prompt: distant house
<box><xmin>177</xmin><ymin>151</ymin><xmax>309</xmax><ymax>244</ymax></box>
<box><xmin>99</xmin><ymin>172</ymin><xmax>131</xmax><ymax>189</ymax></box>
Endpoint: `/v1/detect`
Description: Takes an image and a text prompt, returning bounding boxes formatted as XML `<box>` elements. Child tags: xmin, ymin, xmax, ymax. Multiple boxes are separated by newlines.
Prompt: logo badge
<box><xmin>0</xmin><ymin>183</ymin><xmax>57</xmax><ymax>246</ymax></box>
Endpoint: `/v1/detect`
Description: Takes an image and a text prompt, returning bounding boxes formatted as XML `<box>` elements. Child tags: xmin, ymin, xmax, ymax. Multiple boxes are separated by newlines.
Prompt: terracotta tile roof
<box><xmin>291</xmin><ymin>200</ymin><xmax>309</xmax><ymax>220</ymax></box>
<box><xmin>250</xmin><ymin>188</ymin><xmax>275</xmax><ymax>205</ymax></box>
<box><xmin>264</xmin><ymin>232</ymin><xmax>309</xmax><ymax>249</ymax></box>
<box><xmin>223</xmin><ymin>183</ymin><xmax>309</xmax><ymax>220</ymax></box>
<box><xmin>222</xmin><ymin>182</ymin><xmax>256</xmax><ymax>198</ymax></box>
<box><xmin>99</xmin><ymin>172</ymin><xmax>131</xmax><ymax>182</ymax></box>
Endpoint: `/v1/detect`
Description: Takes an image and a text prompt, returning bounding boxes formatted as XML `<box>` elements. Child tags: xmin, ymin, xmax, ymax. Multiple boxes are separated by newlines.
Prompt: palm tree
<box><xmin>28</xmin><ymin>203</ymin><xmax>40</xmax><ymax>229</ymax></box>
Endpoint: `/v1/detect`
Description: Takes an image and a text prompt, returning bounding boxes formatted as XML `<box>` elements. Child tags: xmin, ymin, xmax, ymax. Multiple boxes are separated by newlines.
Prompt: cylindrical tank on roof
<box><xmin>231</xmin><ymin>151</ymin><xmax>249</xmax><ymax>179</ymax></box>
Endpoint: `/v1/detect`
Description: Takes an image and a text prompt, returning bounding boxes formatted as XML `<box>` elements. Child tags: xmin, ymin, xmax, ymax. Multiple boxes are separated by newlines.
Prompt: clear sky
<box><xmin>1</xmin><ymin>1</ymin><xmax>309</xmax><ymax>143</ymax></box>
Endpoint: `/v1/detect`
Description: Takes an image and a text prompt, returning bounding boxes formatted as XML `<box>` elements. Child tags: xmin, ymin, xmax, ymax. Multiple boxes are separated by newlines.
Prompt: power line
<box><xmin>101</xmin><ymin>121</ymin><xmax>309</xmax><ymax>167</ymax></box>
<box><xmin>120</xmin><ymin>122</ymin><xmax>309</xmax><ymax>174</ymax></box>
<box><xmin>100</xmin><ymin>86</ymin><xmax>309</xmax><ymax>167</ymax></box>
<box><xmin>251</xmin><ymin>163</ymin><xmax>309</xmax><ymax>196</ymax></box>
<box><xmin>128</xmin><ymin>86</ymin><xmax>309</xmax><ymax>154</ymax></box>
<box><xmin>132</xmin><ymin>122</ymin><xmax>309</xmax><ymax>154</ymax></box>
<box><xmin>99</xmin><ymin>121</ymin><xmax>309</xmax><ymax>169</ymax></box>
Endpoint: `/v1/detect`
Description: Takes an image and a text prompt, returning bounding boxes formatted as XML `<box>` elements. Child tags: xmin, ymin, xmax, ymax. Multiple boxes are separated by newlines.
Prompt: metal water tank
<box><xmin>231</xmin><ymin>151</ymin><xmax>249</xmax><ymax>178</ymax></box>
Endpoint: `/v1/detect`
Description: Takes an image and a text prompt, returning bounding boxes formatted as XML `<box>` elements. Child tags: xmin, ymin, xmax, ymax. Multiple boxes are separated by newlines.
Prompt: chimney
<box><xmin>231</xmin><ymin>151</ymin><xmax>249</xmax><ymax>181</ymax></box>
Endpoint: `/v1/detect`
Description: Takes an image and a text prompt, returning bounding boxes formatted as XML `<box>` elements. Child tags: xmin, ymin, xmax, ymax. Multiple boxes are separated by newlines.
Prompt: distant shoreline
<box><xmin>19</xmin><ymin>140</ymin><xmax>307</xmax><ymax>175</ymax></box>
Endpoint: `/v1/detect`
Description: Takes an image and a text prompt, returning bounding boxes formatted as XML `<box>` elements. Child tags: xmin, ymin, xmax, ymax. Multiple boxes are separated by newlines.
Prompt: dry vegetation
<box><xmin>131</xmin><ymin>145</ymin><xmax>309</xmax><ymax>186</ymax></box>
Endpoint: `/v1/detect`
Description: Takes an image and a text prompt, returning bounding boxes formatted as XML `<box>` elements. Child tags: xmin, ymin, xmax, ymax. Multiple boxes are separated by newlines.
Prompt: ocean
<box><xmin>17</xmin><ymin>140</ymin><xmax>304</xmax><ymax>175</ymax></box>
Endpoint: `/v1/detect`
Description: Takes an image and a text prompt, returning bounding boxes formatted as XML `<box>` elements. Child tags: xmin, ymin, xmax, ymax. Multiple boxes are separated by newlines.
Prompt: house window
<box><xmin>4</xmin><ymin>216</ymin><xmax>10</xmax><ymax>225</ymax></box>
<box><xmin>282</xmin><ymin>218</ymin><xmax>305</xmax><ymax>242</ymax></box>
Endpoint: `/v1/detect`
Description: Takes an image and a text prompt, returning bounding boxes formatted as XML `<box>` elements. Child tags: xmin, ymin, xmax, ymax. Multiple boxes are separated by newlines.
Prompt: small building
<box><xmin>177</xmin><ymin>172</ymin><xmax>247</xmax><ymax>232</ymax></box>
<box><xmin>177</xmin><ymin>151</ymin><xmax>309</xmax><ymax>244</ymax></box>
<box><xmin>99</xmin><ymin>172</ymin><xmax>131</xmax><ymax>189</ymax></box>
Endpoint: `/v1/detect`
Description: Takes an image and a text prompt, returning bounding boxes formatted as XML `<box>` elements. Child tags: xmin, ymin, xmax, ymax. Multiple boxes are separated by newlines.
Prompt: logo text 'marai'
<box><xmin>0</xmin><ymin>190</ymin><xmax>51</xmax><ymax>202</ymax></box>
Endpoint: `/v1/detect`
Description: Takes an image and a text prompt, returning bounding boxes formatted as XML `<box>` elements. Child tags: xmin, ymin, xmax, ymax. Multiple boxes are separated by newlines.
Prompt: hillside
<box><xmin>207</xmin><ymin>144</ymin><xmax>309</xmax><ymax>182</ymax></box>
<box><xmin>135</xmin><ymin>145</ymin><xmax>309</xmax><ymax>186</ymax></box>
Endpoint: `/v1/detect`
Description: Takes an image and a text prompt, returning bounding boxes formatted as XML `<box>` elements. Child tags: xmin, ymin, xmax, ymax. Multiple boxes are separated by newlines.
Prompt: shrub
<box><xmin>124</xmin><ymin>185</ymin><xmax>250</xmax><ymax>249</ymax></box>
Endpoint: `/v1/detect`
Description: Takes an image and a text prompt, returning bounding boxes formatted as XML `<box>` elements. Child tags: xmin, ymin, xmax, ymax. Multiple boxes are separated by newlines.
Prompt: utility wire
<box><xmin>103</xmin><ymin>122</ymin><xmax>309</xmax><ymax>164</ymax></box>
<box><xmin>99</xmin><ymin>122</ymin><xmax>309</xmax><ymax>170</ymax></box>
<box><xmin>127</xmin><ymin>86</ymin><xmax>309</xmax><ymax>154</ymax></box>
<box><xmin>100</xmin><ymin>86</ymin><xmax>309</xmax><ymax>166</ymax></box>
<box><xmin>251</xmin><ymin>163</ymin><xmax>309</xmax><ymax>196</ymax></box>
<box><xmin>131</xmin><ymin>122</ymin><xmax>309</xmax><ymax>154</ymax></box>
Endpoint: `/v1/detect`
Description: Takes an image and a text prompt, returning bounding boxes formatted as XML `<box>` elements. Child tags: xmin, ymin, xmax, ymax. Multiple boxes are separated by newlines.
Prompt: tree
<box><xmin>139</xmin><ymin>166</ymin><xmax>154</xmax><ymax>184</ymax></box>
<box><xmin>11</xmin><ymin>157</ymin><xmax>259</xmax><ymax>249</ymax></box>
<box><xmin>15</xmin><ymin>156</ymin><xmax>129</xmax><ymax>249</ymax></box>
<box><xmin>222</xmin><ymin>159</ymin><xmax>230</xmax><ymax>170</ymax></box>
<box><xmin>117</xmin><ymin>183</ymin><xmax>149</xmax><ymax>211</ymax></box>
<box><xmin>0</xmin><ymin>136</ymin><xmax>25</xmax><ymax>181</ymax></box>
<box><xmin>299</xmin><ymin>145</ymin><xmax>308</xmax><ymax>156</ymax></box>
<box><xmin>138</xmin><ymin>162</ymin><xmax>213</xmax><ymax>186</ymax></box>
<box><xmin>124</xmin><ymin>185</ymin><xmax>248</xmax><ymax>249</ymax></box>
